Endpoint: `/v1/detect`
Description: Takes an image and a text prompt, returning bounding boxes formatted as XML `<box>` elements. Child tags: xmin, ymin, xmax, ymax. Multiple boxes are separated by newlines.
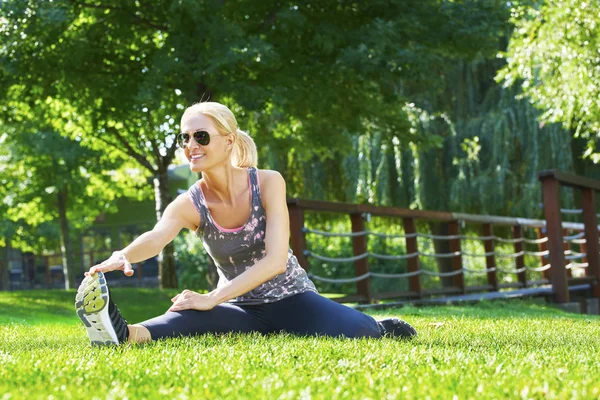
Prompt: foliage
<box><xmin>413</xmin><ymin>83</ymin><xmax>579</xmax><ymax>217</ymax></box>
<box><xmin>293</xmin><ymin>56</ymin><xmax>591</xmax><ymax>219</ymax></box>
<box><xmin>0</xmin><ymin>0</ymin><xmax>514</xmax><ymax>286</ymax></box>
<box><xmin>1</xmin><ymin>291</ymin><xmax>599</xmax><ymax>399</ymax></box>
<box><xmin>0</xmin><ymin>0</ymin><xmax>512</xmax><ymax>185</ymax></box>
<box><xmin>498</xmin><ymin>0</ymin><xmax>600</xmax><ymax>161</ymax></box>
<box><xmin>0</xmin><ymin>119</ymin><xmax>148</xmax><ymax>253</ymax></box>
<box><xmin>2</xmin><ymin>0</ymin><xmax>598</xmax><ymax>292</ymax></box>
<box><xmin>174</xmin><ymin>230</ymin><xmax>213</xmax><ymax>292</ymax></box>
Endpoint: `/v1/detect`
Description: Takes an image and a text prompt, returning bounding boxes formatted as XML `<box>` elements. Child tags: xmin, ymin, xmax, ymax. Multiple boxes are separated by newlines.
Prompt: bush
<box><xmin>174</xmin><ymin>231</ymin><xmax>216</xmax><ymax>292</ymax></box>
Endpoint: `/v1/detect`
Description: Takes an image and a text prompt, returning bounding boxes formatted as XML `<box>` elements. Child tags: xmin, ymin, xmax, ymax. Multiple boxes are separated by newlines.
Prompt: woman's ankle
<box><xmin>127</xmin><ymin>324</ymin><xmax>152</xmax><ymax>344</ymax></box>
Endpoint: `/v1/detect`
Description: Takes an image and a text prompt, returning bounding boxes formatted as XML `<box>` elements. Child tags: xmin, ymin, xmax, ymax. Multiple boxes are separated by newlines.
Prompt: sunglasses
<box><xmin>176</xmin><ymin>130</ymin><xmax>220</xmax><ymax>148</ymax></box>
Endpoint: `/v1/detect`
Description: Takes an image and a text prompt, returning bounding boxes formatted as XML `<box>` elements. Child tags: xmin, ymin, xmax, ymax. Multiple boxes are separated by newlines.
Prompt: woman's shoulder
<box><xmin>174</xmin><ymin>185</ymin><xmax>202</xmax><ymax>211</ymax></box>
<box><xmin>161</xmin><ymin>186</ymin><xmax>201</xmax><ymax>231</ymax></box>
<box><xmin>256</xmin><ymin>168</ymin><xmax>284</xmax><ymax>184</ymax></box>
<box><xmin>255</xmin><ymin>169</ymin><xmax>286</xmax><ymax>203</ymax></box>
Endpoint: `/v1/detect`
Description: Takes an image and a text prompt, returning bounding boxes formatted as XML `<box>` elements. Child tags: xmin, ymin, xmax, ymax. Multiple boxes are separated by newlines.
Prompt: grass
<box><xmin>1</xmin><ymin>288</ymin><xmax>600</xmax><ymax>399</ymax></box>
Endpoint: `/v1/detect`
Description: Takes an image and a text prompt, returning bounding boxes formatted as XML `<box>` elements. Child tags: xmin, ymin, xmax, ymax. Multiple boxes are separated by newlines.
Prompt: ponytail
<box><xmin>233</xmin><ymin>128</ymin><xmax>258</xmax><ymax>168</ymax></box>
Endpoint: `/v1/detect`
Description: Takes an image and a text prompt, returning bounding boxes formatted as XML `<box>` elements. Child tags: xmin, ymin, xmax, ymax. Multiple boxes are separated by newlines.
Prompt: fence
<box><xmin>3</xmin><ymin>250</ymin><xmax>158</xmax><ymax>290</ymax></box>
<box><xmin>539</xmin><ymin>170</ymin><xmax>600</xmax><ymax>303</ymax></box>
<box><xmin>288</xmin><ymin>170</ymin><xmax>600</xmax><ymax>305</ymax></box>
<box><xmin>3</xmin><ymin>170</ymin><xmax>599</xmax><ymax>308</ymax></box>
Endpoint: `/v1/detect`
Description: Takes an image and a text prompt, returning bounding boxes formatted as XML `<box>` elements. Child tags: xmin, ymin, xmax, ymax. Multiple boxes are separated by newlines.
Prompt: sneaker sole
<box><xmin>75</xmin><ymin>272</ymin><xmax>120</xmax><ymax>346</ymax></box>
<box><xmin>379</xmin><ymin>318</ymin><xmax>418</xmax><ymax>339</ymax></box>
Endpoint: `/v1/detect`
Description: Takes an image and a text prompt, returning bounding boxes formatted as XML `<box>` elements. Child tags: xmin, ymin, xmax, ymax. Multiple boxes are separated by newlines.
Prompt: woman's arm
<box><xmin>121</xmin><ymin>194</ymin><xmax>198</xmax><ymax>263</ymax></box>
<box><xmin>87</xmin><ymin>193</ymin><xmax>200</xmax><ymax>276</ymax></box>
<box><xmin>168</xmin><ymin>170</ymin><xmax>290</xmax><ymax>311</ymax></box>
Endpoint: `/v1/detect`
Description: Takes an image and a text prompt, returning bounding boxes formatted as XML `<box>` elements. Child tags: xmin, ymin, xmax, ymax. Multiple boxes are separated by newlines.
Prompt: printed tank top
<box><xmin>187</xmin><ymin>167</ymin><xmax>318</xmax><ymax>304</ymax></box>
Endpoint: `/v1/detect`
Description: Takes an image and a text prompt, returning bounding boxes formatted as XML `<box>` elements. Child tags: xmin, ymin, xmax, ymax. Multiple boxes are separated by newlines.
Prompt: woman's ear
<box><xmin>226</xmin><ymin>133</ymin><xmax>234</xmax><ymax>151</ymax></box>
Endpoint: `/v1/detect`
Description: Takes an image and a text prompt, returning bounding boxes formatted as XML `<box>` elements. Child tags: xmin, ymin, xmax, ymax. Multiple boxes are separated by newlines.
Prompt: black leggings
<box><xmin>139</xmin><ymin>291</ymin><xmax>381</xmax><ymax>340</ymax></box>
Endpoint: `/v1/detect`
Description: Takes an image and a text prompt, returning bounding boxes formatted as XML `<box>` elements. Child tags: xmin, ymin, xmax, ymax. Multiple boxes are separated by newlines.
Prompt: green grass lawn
<box><xmin>1</xmin><ymin>289</ymin><xmax>599</xmax><ymax>399</ymax></box>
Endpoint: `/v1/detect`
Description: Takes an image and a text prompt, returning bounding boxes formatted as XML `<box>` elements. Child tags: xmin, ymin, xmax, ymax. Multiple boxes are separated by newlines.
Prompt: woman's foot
<box><xmin>75</xmin><ymin>272</ymin><xmax>129</xmax><ymax>346</ymax></box>
<box><xmin>377</xmin><ymin>318</ymin><xmax>417</xmax><ymax>339</ymax></box>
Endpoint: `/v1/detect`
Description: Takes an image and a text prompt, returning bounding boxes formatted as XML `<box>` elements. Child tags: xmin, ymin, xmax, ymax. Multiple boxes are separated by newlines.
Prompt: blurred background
<box><xmin>1</xmin><ymin>0</ymin><xmax>598</xmax><ymax>297</ymax></box>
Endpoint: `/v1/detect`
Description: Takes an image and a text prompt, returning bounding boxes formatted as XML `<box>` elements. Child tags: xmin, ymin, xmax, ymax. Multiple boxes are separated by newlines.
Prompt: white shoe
<box><xmin>75</xmin><ymin>272</ymin><xmax>128</xmax><ymax>346</ymax></box>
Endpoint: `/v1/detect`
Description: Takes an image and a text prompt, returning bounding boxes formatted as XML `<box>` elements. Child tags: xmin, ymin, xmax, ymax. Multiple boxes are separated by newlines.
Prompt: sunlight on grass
<box><xmin>1</xmin><ymin>290</ymin><xmax>599</xmax><ymax>399</ymax></box>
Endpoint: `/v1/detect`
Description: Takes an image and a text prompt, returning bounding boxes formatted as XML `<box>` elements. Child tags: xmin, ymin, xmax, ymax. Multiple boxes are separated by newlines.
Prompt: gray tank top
<box><xmin>187</xmin><ymin>167</ymin><xmax>318</xmax><ymax>304</ymax></box>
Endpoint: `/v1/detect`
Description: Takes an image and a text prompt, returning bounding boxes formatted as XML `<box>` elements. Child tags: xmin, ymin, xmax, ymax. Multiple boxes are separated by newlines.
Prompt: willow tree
<box><xmin>275</xmin><ymin>32</ymin><xmax>595</xmax><ymax>287</ymax></box>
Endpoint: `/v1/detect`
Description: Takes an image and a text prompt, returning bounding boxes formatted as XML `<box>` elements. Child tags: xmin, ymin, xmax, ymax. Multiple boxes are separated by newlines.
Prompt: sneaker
<box><xmin>75</xmin><ymin>272</ymin><xmax>129</xmax><ymax>346</ymax></box>
<box><xmin>377</xmin><ymin>318</ymin><xmax>417</xmax><ymax>339</ymax></box>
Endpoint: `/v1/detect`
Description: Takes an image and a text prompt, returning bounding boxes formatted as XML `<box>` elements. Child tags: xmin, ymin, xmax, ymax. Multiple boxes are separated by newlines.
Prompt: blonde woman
<box><xmin>75</xmin><ymin>102</ymin><xmax>417</xmax><ymax>345</ymax></box>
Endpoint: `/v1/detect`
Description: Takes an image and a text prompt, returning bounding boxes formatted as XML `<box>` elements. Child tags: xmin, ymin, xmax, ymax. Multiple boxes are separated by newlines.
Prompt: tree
<box><xmin>0</xmin><ymin>114</ymin><xmax>145</xmax><ymax>289</ymax></box>
<box><xmin>497</xmin><ymin>0</ymin><xmax>600</xmax><ymax>161</ymax></box>
<box><xmin>0</xmin><ymin>0</ymin><xmax>511</xmax><ymax>287</ymax></box>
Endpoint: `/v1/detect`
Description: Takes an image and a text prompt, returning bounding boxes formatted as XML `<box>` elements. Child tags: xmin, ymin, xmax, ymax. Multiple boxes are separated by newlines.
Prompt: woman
<box><xmin>75</xmin><ymin>102</ymin><xmax>417</xmax><ymax>345</ymax></box>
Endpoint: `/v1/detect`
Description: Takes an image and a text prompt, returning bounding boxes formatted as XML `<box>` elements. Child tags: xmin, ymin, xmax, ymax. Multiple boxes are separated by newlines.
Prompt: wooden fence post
<box><xmin>482</xmin><ymin>223</ymin><xmax>498</xmax><ymax>292</ymax></box>
<box><xmin>581</xmin><ymin>188</ymin><xmax>600</xmax><ymax>299</ymax></box>
<box><xmin>540</xmin><ymin>176</ymin><xmax>569</xmax><ymax>303</ymax></box>
<box><xmin>288</xmin><ymin>203</ymin><xmax>310</xmax><ymax>272</ymax></box>
<box><xmin>579</xmin><ymin>240</ymin><xmax>588</xmax><ymax>277</ymax></box>
<box><xmin>402</xmin><ymin>217</ymin><xmax>422</xmax><ymax>297</ymax></box>
<box><xmin>350</xmin><ymin>213</ymin><xmax>371</xmax><ymax>303</ymax></box>
<box><xmin>513</xmin><ymin>225</ymin><xmax>527</xmax><ymax>287</ymax></box>
<box><xmin>447</xmin><ymin>220</ymin><xmax>465</xmax><ymax>294</ymax></box>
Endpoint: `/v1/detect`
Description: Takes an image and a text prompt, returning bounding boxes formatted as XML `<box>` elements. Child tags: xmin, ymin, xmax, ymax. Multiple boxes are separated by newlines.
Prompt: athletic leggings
<box><xmin>139</xmin><ymin>291</ymin><xmax>382</xmax><ymax>340</ymax></box>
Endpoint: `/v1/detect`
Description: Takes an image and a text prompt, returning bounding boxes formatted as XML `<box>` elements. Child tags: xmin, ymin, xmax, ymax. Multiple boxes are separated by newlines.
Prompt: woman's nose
<box><xmin>187</xmin><ymin>139</ymin><xmax>200</xmax><ymax>150</ymax></box>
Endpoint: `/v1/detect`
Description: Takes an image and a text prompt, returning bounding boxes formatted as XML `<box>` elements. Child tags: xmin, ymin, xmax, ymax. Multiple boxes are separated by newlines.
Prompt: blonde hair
<box><xmin>182</xmin><ymin>102</ymin><xmax>258</xmax><ymax>168</ymax></box>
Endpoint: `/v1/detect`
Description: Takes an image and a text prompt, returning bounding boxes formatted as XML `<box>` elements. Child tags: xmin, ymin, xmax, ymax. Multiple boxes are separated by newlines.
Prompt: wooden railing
<box><xmin>2</xmin><ymin>250</ymin><xmax>156</xmax><ymax>289</ymax></box>
<box><xmin>288</xmin><ymin>171</ymin><xmax>600</xmax><ymax>305</ymax></box>
<box><xmin>4</xmin><ymin>170</ymin><xmax>599</xmax><ymax>307</ymax></box>
<box><xmin>539</xmin><ymin>170</ymin><xmax>600</xmax><ymax>303</ymax></box>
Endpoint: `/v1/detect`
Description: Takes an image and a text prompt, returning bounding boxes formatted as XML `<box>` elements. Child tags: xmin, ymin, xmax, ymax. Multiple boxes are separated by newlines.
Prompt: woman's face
<box><xmin>180</xmin><ymin>113</ymin><xmax>231</xmax><ymax>172</ymax></box>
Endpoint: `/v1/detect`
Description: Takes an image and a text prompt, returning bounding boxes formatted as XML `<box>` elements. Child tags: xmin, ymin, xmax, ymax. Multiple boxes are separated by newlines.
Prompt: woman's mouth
<box><xmin>190</xmin><ymin>154</ymin><xmax>205</xmax><ymax>162</ymax></box>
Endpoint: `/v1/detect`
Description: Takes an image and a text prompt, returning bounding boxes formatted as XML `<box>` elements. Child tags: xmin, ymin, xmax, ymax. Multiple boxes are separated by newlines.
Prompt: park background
<box><xmin>1</xmin><ymin>0</ymin><xmax>600</xmax><ymax>298</ymax></box>
<box><xmin>2</xmin><ymin>2</ymin><xmax>600</xmax><ymax>399</ymax></box>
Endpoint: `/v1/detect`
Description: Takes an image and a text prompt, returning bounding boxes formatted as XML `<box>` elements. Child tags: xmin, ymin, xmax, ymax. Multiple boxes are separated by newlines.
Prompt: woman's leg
<box><xmin>76</xmin><ymin>271</ymin><xmax>268</xmax><ymax>345</ymax></box>
<box><xmin>137</xmin><ymin>302</ymin><xmax>270</xmax><ymax>341</ymax></box>
<box><xmin>127</xmin><ymin>324</ymin><xmax>152</xmax><ymax>344</ymax></box>
<box><xmin>254</xmin><ymin>291</ymin><xmax>382</xmax><ymax>339</ymax></box>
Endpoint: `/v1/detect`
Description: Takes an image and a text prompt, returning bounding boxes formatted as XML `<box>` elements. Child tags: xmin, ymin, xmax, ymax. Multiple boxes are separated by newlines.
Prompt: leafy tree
<box><xmin>498</xmin><ymin>0</ymin><xmax>600</xmax><ymax>161</ymax></box>
<box><xmin>1</xmin><ymin>0</ymin><xmax>511</xmax><ymax>287</ymax></box>
<box><xmin>0</xmin><ymin>112</ymin><xmax>145</xmax><ymax>288</ymax></box>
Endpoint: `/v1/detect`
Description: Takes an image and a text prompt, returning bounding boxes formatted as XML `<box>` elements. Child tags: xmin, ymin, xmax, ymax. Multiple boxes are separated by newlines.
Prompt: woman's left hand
<box><xmin>168</xmin><ymin>289</ymin><xmax>217</xmax><ymax>312</ymax></box>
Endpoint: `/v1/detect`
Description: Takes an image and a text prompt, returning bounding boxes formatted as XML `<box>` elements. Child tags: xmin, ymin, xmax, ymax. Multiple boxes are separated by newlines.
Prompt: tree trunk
<box><xmin>205</xmin><ymin>255</ymin><xmax>218</xmax><ymax>291</ymax></box>
<box><xmin>1</xmin><ymin>236</ymin><xmax>11</xmax><ymax>291</ymax></box>
<box><xmin>429</xmin><ymin>221</ymin><xmax>455</xmax><ymax>288</ymax></box>
<box><xmin>154</xmin><ymin>168</ymin><xmax>177</xmax><ymax>288</ymax></box>
<box><xmin>57</xmin><ymin>188</ymin><xmax>76</xmax><ymax>289</ymax></box>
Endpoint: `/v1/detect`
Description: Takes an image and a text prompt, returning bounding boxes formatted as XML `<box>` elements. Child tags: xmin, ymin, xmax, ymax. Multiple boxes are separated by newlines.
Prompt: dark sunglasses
<box><xmin>176</xmin><ymin>130</ymin><xmax>220</xmax><ymax>148</ymax></box>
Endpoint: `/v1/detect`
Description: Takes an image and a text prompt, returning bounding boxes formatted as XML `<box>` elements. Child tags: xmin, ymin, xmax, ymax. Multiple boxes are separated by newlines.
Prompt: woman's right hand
<box><xmin>85</xmin><ymin>251</ymin><xmax>134</xmax><ymax>277</ymax></box>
